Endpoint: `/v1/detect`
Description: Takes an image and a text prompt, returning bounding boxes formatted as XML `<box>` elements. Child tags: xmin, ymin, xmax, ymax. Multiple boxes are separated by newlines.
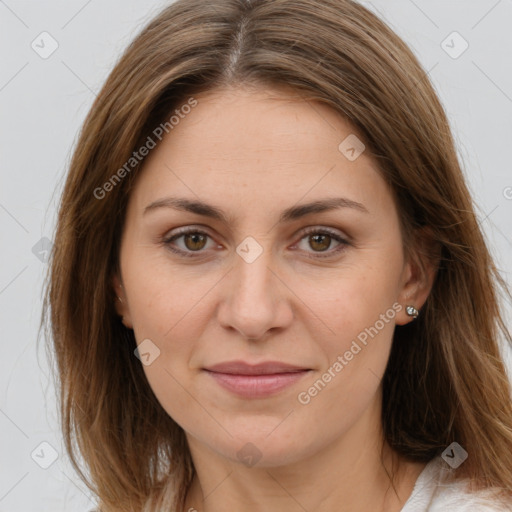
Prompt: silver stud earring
<box><xmin>406</xmin><ymin>305</ymin><xmax>419</xmax><ymax>319</ymax></box>
<box><xmin>117</xmin><ymin>296</ymin><xmax>123</xmax><ymax>303</ymax></box>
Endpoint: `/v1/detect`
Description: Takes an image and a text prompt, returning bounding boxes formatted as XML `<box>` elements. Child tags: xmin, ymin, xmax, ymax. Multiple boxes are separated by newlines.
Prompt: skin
<box><xmin>114</xmin><ymin>84</ymin><xmax>437</xmax><ymax>512</ymax></box>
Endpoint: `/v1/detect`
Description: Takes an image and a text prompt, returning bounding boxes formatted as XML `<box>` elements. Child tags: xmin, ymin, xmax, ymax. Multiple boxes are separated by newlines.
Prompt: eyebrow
<box><xmin>143</xmin><ymin>196</ymin><xmax>369</xmax><ymax>223</ymax></box>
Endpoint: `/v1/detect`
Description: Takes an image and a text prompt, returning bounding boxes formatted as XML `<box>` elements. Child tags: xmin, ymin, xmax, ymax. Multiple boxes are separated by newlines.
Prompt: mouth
<box><xmin>202</xmin><ymin>360</ymin><xmax>312</xmax><ymax>398</ymax></box>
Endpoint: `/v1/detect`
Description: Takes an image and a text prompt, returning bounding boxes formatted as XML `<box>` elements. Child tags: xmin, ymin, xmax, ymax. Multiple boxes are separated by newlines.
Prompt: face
<box><xmin>115</xmin><ymin>84</ymin><xmax>429</xmax><ymax>468</ymax></box>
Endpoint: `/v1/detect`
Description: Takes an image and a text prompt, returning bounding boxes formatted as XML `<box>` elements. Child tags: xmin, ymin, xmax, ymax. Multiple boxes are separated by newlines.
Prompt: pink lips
<box><xmin>203</xmin><ymin>360</ymin><xmax>311</xmax><ymax>398</ymax></box>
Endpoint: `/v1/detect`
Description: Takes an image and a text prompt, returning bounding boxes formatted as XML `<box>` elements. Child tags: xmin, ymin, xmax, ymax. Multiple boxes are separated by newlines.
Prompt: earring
<box><xmin>117</xmin><ymin>296</ymin><xmax>123</xmax><ymax>303</ymax></box>
<box><xmin>406</xmin><ymin>305</ymin><xmax>419</xmax><ymax>319</ymax></box>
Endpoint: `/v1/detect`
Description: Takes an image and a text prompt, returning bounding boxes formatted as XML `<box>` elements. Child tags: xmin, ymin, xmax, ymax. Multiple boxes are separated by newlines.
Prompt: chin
<box><xmin>196</xmin><ymin>424</ymin><xmax>321</xmax><ymax>469</ymax></box>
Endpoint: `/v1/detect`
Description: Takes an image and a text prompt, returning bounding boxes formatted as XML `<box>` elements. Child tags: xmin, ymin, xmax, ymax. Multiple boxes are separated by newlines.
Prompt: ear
<box><xmin>112</xmin><ymin>273</ymin><xmax>134</xmax><ymax>329</ymax></box>
<box><xmin>395</xmin><ymin>227</ymin><xmax>440</xmax><ymax>326</ymax></box>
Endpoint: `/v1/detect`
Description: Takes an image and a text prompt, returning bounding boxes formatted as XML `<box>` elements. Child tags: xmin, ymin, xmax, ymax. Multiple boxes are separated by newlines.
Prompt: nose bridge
<box><xmin>218</xmin><ymin>239</ymin><xmax>290</xmax><ymax>340</ymax></box>
<box><xmin>233</xmin><ymin>238</ymin><xmax>277</xmax><ymax>307</ymax></box>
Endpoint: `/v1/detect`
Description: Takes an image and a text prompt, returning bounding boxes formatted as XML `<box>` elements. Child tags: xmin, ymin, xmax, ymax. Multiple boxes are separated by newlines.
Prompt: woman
<box><xmin>44</xmin><ymin>0</ymin><xmax>512</xmax><ymax>510</ymax></box>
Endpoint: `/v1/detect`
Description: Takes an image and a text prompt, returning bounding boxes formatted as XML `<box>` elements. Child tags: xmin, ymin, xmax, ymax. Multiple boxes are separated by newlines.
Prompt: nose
<box><xmin>216</xmin><ymin>247</ymin><xmax>293</xmax><ymax>341</ymax></box>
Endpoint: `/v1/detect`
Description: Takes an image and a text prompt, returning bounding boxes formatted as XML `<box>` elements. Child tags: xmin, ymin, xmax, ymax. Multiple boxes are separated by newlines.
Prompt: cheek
<box><xmin>304</xmin><ymin>255</ymin><xmax>402</xmax><ymax>343</ymax></box>
<box><xmin>122</xmin><ymin>256</ymin><xmax>220</xmax><ymax>363</ymax></box>
<box><xmin>123</xmin><ymin>269</ymin><xmax>208</xmax><ymax>429</ymax></box>
<box><xmin>295</xmin><ymin>247</ymin><xmax>403</xmax><ymax>391</ymax></box>
<box><xmin>293</xmin><ymin>282</ymin><xmax>399</xmax><ymax>440</ymax></box>
<box><xmin>123</xmin><ymin>251</ymin><xmax>208</xmax><ymax>338</ymax></box>
<box><xmin>310</xmin><ymin>287</ymin><xmax>398</xmax><ymax>384</ymax></box>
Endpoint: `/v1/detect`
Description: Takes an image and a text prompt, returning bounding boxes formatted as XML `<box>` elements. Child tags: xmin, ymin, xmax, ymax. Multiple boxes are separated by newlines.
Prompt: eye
<box><xmin>163</xmin><ymin>228</ymin><xmax>217</xmax><ymax>258</ymax></box>
<box><xmin>294</xmin><ymin>227</ymin><xmax>349</xmax><ymax>259</ymax></box>
<box><xmin>162</xmin><ymin>226</ymin><xmax>350</xmax><ymax>259</ymax></box>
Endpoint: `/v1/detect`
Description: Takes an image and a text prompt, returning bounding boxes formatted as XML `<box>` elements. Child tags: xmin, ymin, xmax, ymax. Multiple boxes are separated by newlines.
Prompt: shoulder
<box><xmin>401</xmin><ymin>456</ymin><xmax>512</xmax><ymax>512</ymax></box>
<box><xmin>428</xmin><ymin>482</ymin><xmax>511</xmax><ymax>511</ymax></box>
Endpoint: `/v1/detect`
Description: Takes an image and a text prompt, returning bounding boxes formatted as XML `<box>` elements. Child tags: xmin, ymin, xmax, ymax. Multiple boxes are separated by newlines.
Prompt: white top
<box><xmin>401</xmin><ymin>456</ymin><xmax>511</xmax><ymax>511</ymax></box>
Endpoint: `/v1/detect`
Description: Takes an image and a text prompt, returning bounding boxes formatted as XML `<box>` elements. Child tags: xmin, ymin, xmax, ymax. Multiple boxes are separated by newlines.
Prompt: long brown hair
<box><xmin>43</xmin><ymin>0</ymin><xmax>512</xmax><ymax>510</ymax></box>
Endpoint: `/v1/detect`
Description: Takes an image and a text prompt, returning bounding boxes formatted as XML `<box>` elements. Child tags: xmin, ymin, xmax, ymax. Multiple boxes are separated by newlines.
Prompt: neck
<box><xmin>182</xmin><ymin>398</ymin><xmax>426</xmax><ymax>512</ymax></box>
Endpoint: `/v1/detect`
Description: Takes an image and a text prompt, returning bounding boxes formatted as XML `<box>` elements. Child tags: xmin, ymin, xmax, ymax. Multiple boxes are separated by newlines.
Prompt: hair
<box><xmin>42</xmin><ymin>0</ymin><xmax>512</xmax><ymax>510</ymax></box>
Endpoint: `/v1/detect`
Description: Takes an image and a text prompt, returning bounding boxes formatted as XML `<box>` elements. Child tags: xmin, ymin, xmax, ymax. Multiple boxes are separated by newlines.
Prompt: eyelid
<box><xmin>298</xmin><ymin>225</ymin><xmax>350</xmax><ymax>242</ymax></box>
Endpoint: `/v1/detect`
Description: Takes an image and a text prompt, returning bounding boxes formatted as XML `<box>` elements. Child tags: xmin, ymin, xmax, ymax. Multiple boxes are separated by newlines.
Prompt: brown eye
<box><xmin>295</xmin><ymin>227</ymin><xmax>350</xmax><ymax>259</ymax></box>
<box><xmin>163</xmin><ymin>228</ymin><xmax>215</xmax><ymax>257</ymax></box>
<box><xmin>308</xmin><ymin>233</ymin><xmax>332</xmax><ymax>252</ymax></box>
<box><xmin>183</xmin><ymin>232</ymin><xmax>208</xmax><ymax>251</ymax></box>
<box><xmin>164</xmin><ymin>226</ymin><xmax>349</xmax><ymax>260</ymax></box>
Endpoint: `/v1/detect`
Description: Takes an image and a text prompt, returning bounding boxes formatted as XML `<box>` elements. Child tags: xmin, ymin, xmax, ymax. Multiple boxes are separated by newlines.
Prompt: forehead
<box><xmin>166</xmin><ymin>84</ymin><xmax>361</xmax><ymax>154</ymax></box>
<box><xmin>127</xmin><ymin>84</ymin><xmax>392</xmax><ymax>221</ymax></box>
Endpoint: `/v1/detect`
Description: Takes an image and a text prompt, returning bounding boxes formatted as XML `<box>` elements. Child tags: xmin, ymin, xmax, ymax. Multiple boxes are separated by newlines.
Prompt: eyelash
<box><xmin>162</xmin><ymin>226</ymin><xmax>350</xmax><ymax>260</ymax></box>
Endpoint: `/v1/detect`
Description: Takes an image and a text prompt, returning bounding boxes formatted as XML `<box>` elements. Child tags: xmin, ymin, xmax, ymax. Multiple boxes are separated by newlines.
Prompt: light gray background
<box><xmin>1</xmin><ymin>0</ymin><xmax>511</xmax><ymax>510</ymax></box>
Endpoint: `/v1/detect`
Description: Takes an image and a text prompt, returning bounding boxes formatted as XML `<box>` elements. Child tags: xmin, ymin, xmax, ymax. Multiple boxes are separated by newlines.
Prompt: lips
<box><xmin>203</xmin><ymin>360</ymin><xmax>311</xmax><ymax>398</ymax></box>
<box><xmin>204</xmin><ymin>360</ymin><xmax>310</xmax><ymax>375</ymax></box>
